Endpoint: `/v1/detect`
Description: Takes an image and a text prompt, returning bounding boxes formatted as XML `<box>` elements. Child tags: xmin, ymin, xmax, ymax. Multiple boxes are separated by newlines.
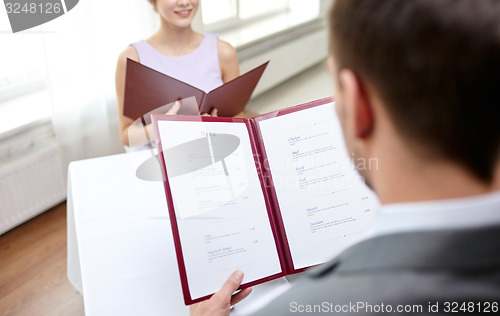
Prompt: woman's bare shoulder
<box><xmin>118</xmin><ymin>45</ymin><xmax>139</xmax><ymax>64</ymax></box>
<box><xmin>217</xmin><ymin>39</ymin><xmax>237</xmax><ymax>63</ymax></box>
<box><xmin>216</xmin><ymin>39</ymin><xmax>239</xmax><ymax>81</ymax></box>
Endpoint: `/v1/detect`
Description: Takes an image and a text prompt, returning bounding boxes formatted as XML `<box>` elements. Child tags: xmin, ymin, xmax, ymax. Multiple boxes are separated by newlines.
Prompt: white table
<box><xmin>67</xmin><ymin>151</ymin><xmax>291</xmax><ymax>316</ymax></box>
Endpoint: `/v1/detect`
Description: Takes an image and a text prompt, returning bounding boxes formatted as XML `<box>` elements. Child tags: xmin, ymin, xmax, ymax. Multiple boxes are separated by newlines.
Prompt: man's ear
<box><xmin>338</xmin><ymin>69</ymin><xmax>374</xmax><ymax>139</ymax></box>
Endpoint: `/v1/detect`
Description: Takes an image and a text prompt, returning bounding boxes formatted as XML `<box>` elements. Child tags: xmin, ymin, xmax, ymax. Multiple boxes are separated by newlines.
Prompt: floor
<box><xmin>0</xmin><ymin>202</ymin><xmax>85</xmax><ymax>316</ymax></box>
<box><xmin>0</xmin><ymin>62</ymin><xmax>332</xmax><ymax>316</ymax></box>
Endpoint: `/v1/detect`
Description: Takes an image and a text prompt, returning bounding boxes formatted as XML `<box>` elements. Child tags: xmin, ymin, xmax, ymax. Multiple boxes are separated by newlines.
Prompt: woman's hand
<box><xmin>190</xmin><ymin>270</ymin><xmax>252</xmax><ymax>316</ymax></box>
<box><xmin>201</xmin><ymin>108</ymin><xmax>218</xmax><ymax>117</ymax></box>
<box><xmin>166</xmin><ymin>101</ymin><xmax>181</xmax><ymax>115</ymax></box>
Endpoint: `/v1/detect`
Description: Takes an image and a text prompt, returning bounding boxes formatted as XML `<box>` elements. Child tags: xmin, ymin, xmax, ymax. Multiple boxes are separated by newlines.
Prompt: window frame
<box><xmin>201</xmin><ymin>0</ymin><xmax>290</xmax><ymax>33</ymax></box>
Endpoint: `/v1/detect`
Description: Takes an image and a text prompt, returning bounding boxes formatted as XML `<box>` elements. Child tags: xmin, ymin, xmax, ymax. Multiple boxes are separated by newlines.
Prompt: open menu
<box><xmin>124</xmin><ymin>59</ymin><xmax>269</xmax><ymax>122</ymax></box>
<box><xmin>151</xmin><ymin>97</ymin><xmax>378</xmax><ymax>305</ymax></box>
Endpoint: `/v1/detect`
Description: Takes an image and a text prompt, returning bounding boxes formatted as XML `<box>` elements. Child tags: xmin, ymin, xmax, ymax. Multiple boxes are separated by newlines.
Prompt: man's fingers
<box><xmin>213</xmin><ymin>270</ymin><xmax>244</xmax><ymax>301</ymax></box>
<box><xmin>230</xmin><ymin>287</ymin><xmax>252</xmax><ymax>306</ymax></box>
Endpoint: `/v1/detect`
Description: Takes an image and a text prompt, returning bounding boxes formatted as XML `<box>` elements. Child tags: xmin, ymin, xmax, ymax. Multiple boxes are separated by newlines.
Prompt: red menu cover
<box><xmin>123</xmin><ymin>59</ymin><xmax>269</xmax><ymax>122</ymax></box>
<box><xmin>152</xmin><ymin>97</ymin><xmax>378</xmax><ymax>305</ymax></box>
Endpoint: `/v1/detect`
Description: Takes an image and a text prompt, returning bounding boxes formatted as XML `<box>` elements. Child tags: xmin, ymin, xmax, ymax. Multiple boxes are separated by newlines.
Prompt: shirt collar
<box><xmin>370</xmin><ymin>191</ymin><xmax>500</xmax><ymax>237</ymax></box>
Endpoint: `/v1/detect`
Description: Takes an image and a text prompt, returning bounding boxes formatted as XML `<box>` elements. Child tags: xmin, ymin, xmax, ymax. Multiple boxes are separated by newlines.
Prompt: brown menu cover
<box><xmin>152</xmin><ymin>98</ymin><xmax>338</xmax><ymax>305</ymax></box>
<box><xmin>123</xmin><ymin>59</ymin><xmax>269</xmax><ymax>122</ymax></box>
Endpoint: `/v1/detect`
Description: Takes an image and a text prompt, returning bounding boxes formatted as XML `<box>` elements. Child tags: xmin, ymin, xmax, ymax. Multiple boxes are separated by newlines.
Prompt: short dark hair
<box><xmin>329</xmin><ymin>0</ymin><xmax>500</xmax><ymax>182</ymax></box>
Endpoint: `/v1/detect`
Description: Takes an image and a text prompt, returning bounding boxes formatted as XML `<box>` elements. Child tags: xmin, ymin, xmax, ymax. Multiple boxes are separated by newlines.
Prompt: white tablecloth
<box><xmin>66</xmin><ymin>151</ymin><xmax>291</xmax><ymax>316</ymax></box>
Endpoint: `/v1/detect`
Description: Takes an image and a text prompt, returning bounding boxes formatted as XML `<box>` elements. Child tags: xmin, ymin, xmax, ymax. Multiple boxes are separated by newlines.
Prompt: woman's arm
<box><xmin>198</xmin><ymin>39</ymin><xmax>238</xmax><ymax>117</ymax></box>
<box><xmin>116</xmin><ymin>47</ymin><xmax>182</xmax><ymax>147</ymax></box>
<box><xmin>115</xmin><ymin>46</ymin><xmax>151</xmax><ymax>147</ymax></box>
<box><xmin>217</xmin><ymin>39</ymin><xmax>239</xmax><ymax>83</ymax></box>
<box><xmin>217</xmin><ymin>39</ymin><xmax>257</xmax><ymax>118</ymax></box>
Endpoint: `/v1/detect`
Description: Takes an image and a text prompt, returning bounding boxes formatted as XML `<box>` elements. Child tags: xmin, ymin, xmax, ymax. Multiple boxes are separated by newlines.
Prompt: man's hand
<box><xmin>190</xmin><ymin>270</ymin><xmax>252</xmax><ymax>316</ymax></box>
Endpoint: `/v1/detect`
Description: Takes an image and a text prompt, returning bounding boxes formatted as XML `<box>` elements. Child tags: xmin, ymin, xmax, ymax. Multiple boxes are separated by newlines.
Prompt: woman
<box><xmin>115</xmin><ymin>0</ymin><xmax>239</xmax><ymax>149</ymax></box>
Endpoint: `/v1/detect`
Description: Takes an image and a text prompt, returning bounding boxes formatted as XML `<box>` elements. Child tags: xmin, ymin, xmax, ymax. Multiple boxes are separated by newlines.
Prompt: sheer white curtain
<box><xmin>42</xmin><ymin>0</ymin><xmax>158</xmax><ymax>168</ymax></box>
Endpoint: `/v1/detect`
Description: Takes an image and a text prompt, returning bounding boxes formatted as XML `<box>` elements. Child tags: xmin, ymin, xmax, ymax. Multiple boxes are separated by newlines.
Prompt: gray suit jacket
<box><xmin>252</xmin><ymin>225</ymin><xmax>500</xmax><ymax>315</ymax></box>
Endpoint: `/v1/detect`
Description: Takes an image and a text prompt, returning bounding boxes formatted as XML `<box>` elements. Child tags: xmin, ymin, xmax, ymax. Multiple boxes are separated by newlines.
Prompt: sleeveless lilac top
<box><xmin>131</xmin><ymin>33</ymin><xmax>223</xmax><ymax>93</ymax></box>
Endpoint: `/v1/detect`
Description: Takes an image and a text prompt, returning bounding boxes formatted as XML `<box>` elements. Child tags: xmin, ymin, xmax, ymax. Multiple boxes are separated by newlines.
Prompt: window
<box><xmin>0</xmin><ymin>33</ymin><xmax>47</xmax><ymax>102</ymax></box>
<box><xmin>201</xmin><ymin>0</ymin><xmax>291</xmax><ymax>31</ymax></box>
<box><xmin>201</xmin><ymin>0</ymin><xmax>237</xmax><ymax>25</ymax></box>
<box><xmin>200</xmin><ymin>0</ymin><xmax>321</xmax><ymax>50</ymax></box>
<box><xmin>239</xmin><ymin>0</ymin><xmax>288</xmax><ymax>20</ymax></box>
<box><xmin>0</xmin><ymin>23</ymin><xmax>51</xmax><ymax>137</ymax></box>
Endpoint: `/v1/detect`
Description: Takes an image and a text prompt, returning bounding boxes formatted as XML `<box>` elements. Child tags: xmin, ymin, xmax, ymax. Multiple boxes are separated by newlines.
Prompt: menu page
<box><xmin>156</xmin><ymin>119</ymin><xmax>282</xmax><ymax>301</ymax></box>
<box><xmin>258</xmin><ymin>102</ymin><xmax>378</xmax><ymax>270</ymax></box>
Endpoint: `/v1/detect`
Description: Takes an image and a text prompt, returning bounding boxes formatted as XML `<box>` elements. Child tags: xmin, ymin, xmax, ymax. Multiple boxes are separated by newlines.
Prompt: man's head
<box><xmin>328</xmin><ymin>0</ymin><xmax>500</xmax><ymax>193</ymax></box>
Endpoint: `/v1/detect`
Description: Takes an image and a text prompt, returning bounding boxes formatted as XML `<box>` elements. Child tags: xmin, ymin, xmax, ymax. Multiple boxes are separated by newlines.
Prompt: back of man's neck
<box><xmin>374</xmin><ymin>159</ymin><xmax>496</xmax><ymax>205</ymax></box>
<box><xmin>494</xmin><ymin>163</ymin><xmax>500</xmax><ymax>191</ymax></box>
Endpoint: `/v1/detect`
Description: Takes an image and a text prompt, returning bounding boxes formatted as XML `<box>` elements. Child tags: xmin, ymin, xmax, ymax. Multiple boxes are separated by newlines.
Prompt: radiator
<box><xmin>0</xmin><ymin>143</ymin><xmax>66</xmax><ymax>235</ymax></box>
